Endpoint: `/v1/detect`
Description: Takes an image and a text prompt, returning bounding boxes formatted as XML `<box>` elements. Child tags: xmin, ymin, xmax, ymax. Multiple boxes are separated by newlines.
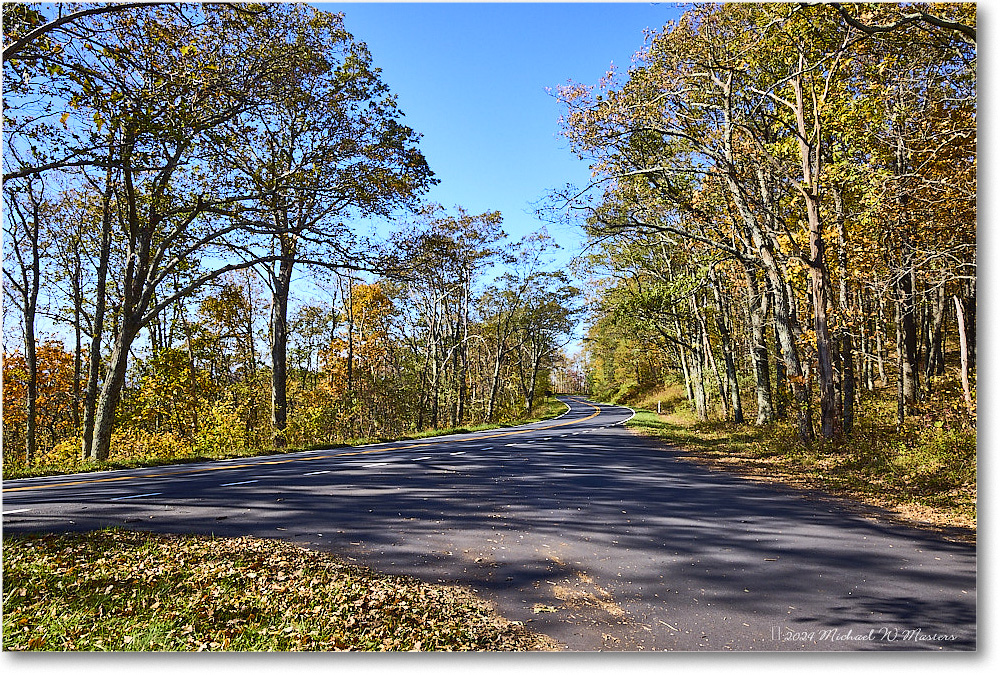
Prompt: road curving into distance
<box><xmin>2</xmin><ymin>396</ymin><xmax>975</xmax><ymax>651</ymax></box>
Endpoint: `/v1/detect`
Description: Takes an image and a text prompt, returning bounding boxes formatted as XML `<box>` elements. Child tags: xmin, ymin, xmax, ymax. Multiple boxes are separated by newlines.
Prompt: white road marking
<box><xmin>219</xmin><ymin>480</ymin><xmax>258</xmax><ymax>487</ymax></box>
<box><xmin>450</xmin><ymin>451</ymin><xmax>467</xmax><ymax>455</ymax></box>
<box><xmin>3</xmin><ymin>508</ymin><xmax>32</xmax><ymax>515</ymax></box>
<box><xmin>362</xmin><ymin>462</ymin><xmax>390</xmax><ymax>468</ymax></box>
<box><xmin>110</xmin><ymin>492</ymin><xmax>162</xmax><ymax>501</ymax></box>
<box><xmin>413</xmin><ymin>456</ymin><xmax>432</xmax><ymax>461</ymax></box>
<box><xmin>303</xmin><ymin>470</ymin><xmax>331</xmax><ymax>476</ymax></box>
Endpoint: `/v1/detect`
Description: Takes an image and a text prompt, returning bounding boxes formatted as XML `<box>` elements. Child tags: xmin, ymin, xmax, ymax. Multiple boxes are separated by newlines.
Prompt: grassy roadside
<box><xmin>2</xmin><ymin>529</ymin><xmax>558</xmax><ymax>651</ymax></box>
<box><xmin>4</xmin><ymin>396</ymin><xmax>570</xmax><ymax>481</ymax></box>
<box><xmin>625</xmin><ymin>398</ymin><xmax>976</xmax><ymax>542</ymax></box>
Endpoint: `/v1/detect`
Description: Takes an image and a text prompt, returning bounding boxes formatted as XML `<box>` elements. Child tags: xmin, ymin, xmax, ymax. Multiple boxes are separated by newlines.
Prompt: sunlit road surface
<box><xmin>3</xmin><ymin>397</ymin><xmax>976</xmax><ymax>651</ymax></box>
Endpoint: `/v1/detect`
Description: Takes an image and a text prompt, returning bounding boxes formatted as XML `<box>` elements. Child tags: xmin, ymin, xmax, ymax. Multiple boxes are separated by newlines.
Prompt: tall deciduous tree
<box><xmin>215</xmin><ymin>5</ymin><xmax>434</xmax><ymax>448</ymax></box>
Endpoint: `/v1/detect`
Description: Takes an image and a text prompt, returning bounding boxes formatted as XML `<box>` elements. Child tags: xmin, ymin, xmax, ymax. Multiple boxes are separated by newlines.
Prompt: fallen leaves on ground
<box><xmin>3</xmin><ymin>529</ymin><xmax>558</xmax><ymax>652</ymax></box>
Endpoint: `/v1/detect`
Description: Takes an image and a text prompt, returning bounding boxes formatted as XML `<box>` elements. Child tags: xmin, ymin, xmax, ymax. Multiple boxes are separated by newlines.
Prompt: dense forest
<box><xmin>554</xmin><ymin>2</ymin><xmax>975</xmax><ymax>445</ymax></box>
<box><xmin>2</xmin><ymin>3</ymin><xmax>580</xmax><ymax>474</ymax></box>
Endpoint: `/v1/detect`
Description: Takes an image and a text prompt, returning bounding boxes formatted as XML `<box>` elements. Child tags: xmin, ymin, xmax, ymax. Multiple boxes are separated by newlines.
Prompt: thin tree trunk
<box><xmin>180</xmin><ymin>308</ymin><xmax>200</xmax><ymax>437</ymax></box>
<box><xmin>896</xmin><ymin>299</ymin><xmax>906</xmax><ymax>429</ymax></box>
<box><xmin>71</xmin><ymin>246</ymin><xmax>83</xmax><ymax>431</ymax></box>
<box><xmin>876</xmin><ymin>293</ymin><xmax>888</xmax><ymax>384</ymax></box>
<box><xmin>954</xmin><ymin>295</ymin><xmax>973</xmax><ymax>414</ymax></box>
<box><xmin>270</xmin><ymin>255</ymin><xmax>294</xmax><ymax>449</ymax></box>
<box><xmin>82</xmin><ymin>172</ymin><xmax>115</xmax><ymax>461</ymax></box>
<box><xmin>840</xmin><ymin>329</ymin><xmax>855</xmax><ymax>437</ymax></box>
<box><xmin>924</xmin><ymin>285</ymin><xmax>946</xmax><ymax>394</ymax></box>
<box><xmin>897</xmin><ymin>268</ymin><xmax>919</xmax><ymax>405</ymax></box>
<box><xmin>21</xmin><ymin>187</ymin><xmax>42</xmax><ymax>464</ymax></box>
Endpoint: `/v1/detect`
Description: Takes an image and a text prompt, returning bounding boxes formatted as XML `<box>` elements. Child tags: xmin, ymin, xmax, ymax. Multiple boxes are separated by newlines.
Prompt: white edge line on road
<box><xmin>110</xmin><ymin>492</ymin><xmax>162</xmax><ymax>501</ymax></box>
<box><xmin>219</xmin><ymin>480</ymin><xmax>258</xmax><ymax>487</ymax></box>
<box><xmin>3</xmin><ymin>508</ymin><xmax>32</xmax><ymax>515</ymax></box>
<box><xmin>621</xmin><ymin>405</ymin><xmax>637</xmax><ymax>424</ymax></box>
<box><xmin>552</xmin><ymin>399</ymin><xmax>573</xmax><ymax>420</ymax></box>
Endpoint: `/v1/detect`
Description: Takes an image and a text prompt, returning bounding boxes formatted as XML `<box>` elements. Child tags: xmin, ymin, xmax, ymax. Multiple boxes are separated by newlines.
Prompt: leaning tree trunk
<box><xmin>89</xmin><ymin>320</ymin><xmax>142</xmax><ymax>461</ymax></box>
<box><xmin>727</xmin><ymin>171</ymin><xmax>810</xmax><ymax>442</ymax></box>
<box><xmin>954</xmin><ymin>295</ymin><xmax>973</xmax><ymax>415</ymax></box>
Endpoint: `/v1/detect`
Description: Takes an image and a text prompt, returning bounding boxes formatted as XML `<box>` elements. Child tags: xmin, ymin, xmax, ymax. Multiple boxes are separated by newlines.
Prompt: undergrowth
<box><xmin>3</xmin><ymin>397</ymin><xmax>569</xmax><ymax>481</ymax></box>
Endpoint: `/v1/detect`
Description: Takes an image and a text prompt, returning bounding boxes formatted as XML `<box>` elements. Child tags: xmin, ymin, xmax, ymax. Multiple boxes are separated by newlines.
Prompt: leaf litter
<box><xmin>3</xmin><ymin>529</ymin><xmax>558</xmax><ymax>651</ymax></box>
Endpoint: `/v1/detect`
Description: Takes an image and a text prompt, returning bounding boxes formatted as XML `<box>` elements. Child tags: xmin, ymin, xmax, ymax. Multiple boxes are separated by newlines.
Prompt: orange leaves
<box><xmin>2</xmin><ymin>342</ymin><xmax>78</xmax><ymax>453</ymax></box>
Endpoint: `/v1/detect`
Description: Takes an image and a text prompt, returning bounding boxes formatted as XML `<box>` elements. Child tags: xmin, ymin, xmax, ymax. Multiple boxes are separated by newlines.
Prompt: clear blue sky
<box><xmin>315</xmin><ymin>2</ymin><xmax>684</xmax><ymax>260</ymax></box>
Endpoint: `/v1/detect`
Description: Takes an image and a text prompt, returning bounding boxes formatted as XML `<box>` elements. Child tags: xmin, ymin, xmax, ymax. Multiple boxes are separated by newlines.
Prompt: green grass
<box><xmin>624</xmin><ymin>385</ymin><xmax>976</xmax><ymax>535</ymax></box>
<box><xmin>3</xmin><ymin>529</ymin><xmax>557</xmax><ymax>652</ymax></box>
<box><xmin>4</xmin><ymin>397</ymin><xmax>570</xmax><ymax>481</ymax></box>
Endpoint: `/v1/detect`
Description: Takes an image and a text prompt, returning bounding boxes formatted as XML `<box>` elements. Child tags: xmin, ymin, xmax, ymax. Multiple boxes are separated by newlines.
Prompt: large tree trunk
<box><xmin>744</xmin><ymin>265</ymin><xmax>773</xmax><ymax>425</ymax></box>
<box><xmin>808</xmin><ymin>209</ymin><xmax>837</xmax><ymax>440</ymax></box>
<box><xmin>687</xmin><ymin>297</ymin><xmax>709</xmax><ymax>421</ymax></box>
<box><xmin>768</xmin><ymin>269</ymin><xmax>811</xmax><ymax>442</ymax></box>
<box><xmin>793</xmin><ymin>65</ymin><xmax>837</xmax><ymax>441</ymax></box>
<box><xmin>89</xmin><ymin>321</ymin><xmax>142</xmax><ymax>461</ymax></box>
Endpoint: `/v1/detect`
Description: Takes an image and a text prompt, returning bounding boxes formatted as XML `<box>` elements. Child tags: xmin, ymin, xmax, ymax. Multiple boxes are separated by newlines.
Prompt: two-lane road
<box><xmin>2</xmin><ymin>397</ymin><xmax>976</xmax><ymax>650</ymax></box>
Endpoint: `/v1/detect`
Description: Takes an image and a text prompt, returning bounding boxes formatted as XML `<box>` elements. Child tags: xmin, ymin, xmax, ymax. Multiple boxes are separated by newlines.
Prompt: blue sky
<box><xmin>315</xmin><ymin>2</ymin><xmax>684</xmax><ymax>262</ymax></box>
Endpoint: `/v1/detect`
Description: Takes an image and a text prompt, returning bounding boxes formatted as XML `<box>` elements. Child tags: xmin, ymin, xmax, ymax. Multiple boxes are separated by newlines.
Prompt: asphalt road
<box><xmin>2</xmin><ymin>397</ymin><xmax>976</xmax><ymax>651</ymax></box>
